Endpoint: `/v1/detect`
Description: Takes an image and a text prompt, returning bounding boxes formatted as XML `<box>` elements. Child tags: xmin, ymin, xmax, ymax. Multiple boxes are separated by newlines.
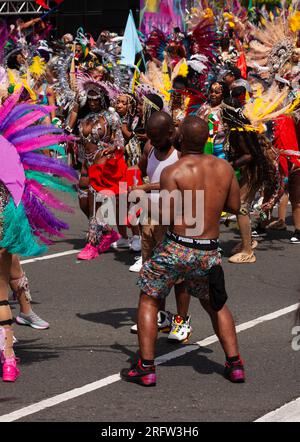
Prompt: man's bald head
<box><xmin>146</xmin><ymin>111</ymin><xmax>175</xmax><ymax>151</ymax></box>
<box><xmin>146</xmin><ymin>111</ymin><xmax>174</xmax><ymax>132</ymax></box>
<box><xmin>180</xmin><ymin>116</ymin><xmax>209</xmax><ymax>154</ymax></box>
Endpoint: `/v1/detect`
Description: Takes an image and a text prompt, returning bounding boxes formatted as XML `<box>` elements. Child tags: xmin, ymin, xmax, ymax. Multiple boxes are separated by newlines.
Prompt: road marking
<box><xmin>0</xmin><ymin>302</ymin><xmax>298</xmax><ymax>422</ymax></box>
<box><xmin>255</xmin><ymin>397</ymin><xmax>300</xmax><ymax>422</ymax></box>
<box><xmin>20</xmin><ymin>250</ymin><xmax>80</xmax><ymax>265</ymax></box>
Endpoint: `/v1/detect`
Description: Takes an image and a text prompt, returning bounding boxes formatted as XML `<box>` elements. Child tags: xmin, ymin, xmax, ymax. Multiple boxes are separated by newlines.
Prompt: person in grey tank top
<box><xmin>128</xmin><ymin>112</ymin><xmax>192</xmax><ymax>343</ymax></box>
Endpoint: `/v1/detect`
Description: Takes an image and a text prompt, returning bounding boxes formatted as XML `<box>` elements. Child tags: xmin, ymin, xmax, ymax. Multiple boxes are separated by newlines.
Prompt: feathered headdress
<box><xmin>76</xmin><ymin>72</ymin><xmax>121</xmax><ymax>108</ymax></box>
<box><xmin>247</xmin><ymin>12</ymin><xmax>298</xmax><ymax>78</ymax></box>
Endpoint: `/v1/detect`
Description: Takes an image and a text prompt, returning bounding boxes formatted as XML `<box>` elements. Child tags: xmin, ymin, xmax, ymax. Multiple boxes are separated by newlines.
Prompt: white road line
<box><xmin>255</xmin><ymin>397</ymin><xmax>300</xmax><ymax>422</ymax></box>
<box><xmin>20</xmin><ymin>250</ymin><xmax>80</xmax><ymax>265</ymax></box>
<box><xmin>0</xmin><ymin>303</ymin><xmax>298</xmax><ymax>422</ymax></box>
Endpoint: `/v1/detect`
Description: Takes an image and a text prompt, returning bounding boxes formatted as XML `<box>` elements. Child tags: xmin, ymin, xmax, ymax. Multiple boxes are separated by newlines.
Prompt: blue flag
<box><xmin>121</xmin><ymin>10</ymin><xmax>143</xmax><ymax>67</ymax></box>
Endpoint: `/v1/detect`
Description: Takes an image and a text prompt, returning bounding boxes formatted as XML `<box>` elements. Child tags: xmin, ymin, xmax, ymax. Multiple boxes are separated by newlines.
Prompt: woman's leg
<box><xmin>9</xmin><ymin>255</ymin><xmax>49</xmax><ymax>329</ymax></box>
<box><xmin>289</xmin><ymin>171</ymin><xmax>300</xmax><ymax>231</ymax></box>
<box><xmin>278</xmin><ymin>192</ymin><xmax>289</xmax><ymax>222</ymax></box>
<box><xmin>0</xmin><ymin>250</ymin><xmax>14</xmax><ymax>358</ymax></box>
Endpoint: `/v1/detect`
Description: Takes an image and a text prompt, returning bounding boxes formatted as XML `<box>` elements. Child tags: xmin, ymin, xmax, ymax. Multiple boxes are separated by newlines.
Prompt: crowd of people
<box><xmin>0</xmin><ymin>0</ymin><xmax>300</xmax><ymax>386</ymax></box>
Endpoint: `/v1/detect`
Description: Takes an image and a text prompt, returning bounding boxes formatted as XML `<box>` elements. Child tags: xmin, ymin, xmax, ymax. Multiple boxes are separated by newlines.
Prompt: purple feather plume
<box><xmin>6</xmin><ymin>105</ymin><xmax>60</xmax><ymax>136</ymax></box>
<box><xmin>26</xmin><ymin>180</ymin><xmax>74</xmax><ymax>213</ymax></box>
<box><xmin>34</xmin><ymin>230</ymin><xmax>54</xmax><ymax>246</ymax></box>
<box><xmin>3</xmin><ymin>107</ymin><xmax>56</xmax><ymax>138</ymax></box>
<box><xmin>15</xmin><ymin>134</ymin><xmax>73</xmax><ymax>153</ymax></box>
<box><xmin>0</xmin><ymin>20</ymin><xmax>8</xmax><ymax>62</ymax></box>
<box><xmin>9</xmin><ymin>125</ymin><xmax>64</xmax><ymax>144</ymax></box>
<box><xmin>0</xmin><ymin>88</ymin><xmax>23</xmax><ymax>129</ymax></box>
<box><xmin>21</xmin><ymin>152</ymin><xmax>78</xmax><ymax>182</ymax></box>
<box><xmin>22</xmin><ymin>186</ymin><xmax>69</xmax><ymax>238</ymax></box>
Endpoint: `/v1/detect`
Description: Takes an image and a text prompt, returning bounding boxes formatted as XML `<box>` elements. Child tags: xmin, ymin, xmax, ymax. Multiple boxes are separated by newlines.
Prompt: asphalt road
<box><xmin>0</xmin><ymin>193</ymin><xmax>299</xmax><ymax>422</ymax></box>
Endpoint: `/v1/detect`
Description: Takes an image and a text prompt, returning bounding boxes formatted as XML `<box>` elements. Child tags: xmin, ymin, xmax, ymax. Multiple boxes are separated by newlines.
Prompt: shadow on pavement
<box><xmin>160</xmin><ymin>348</ymin><xmax>225</xmax><ymax>377</ymax></box>
<box><xmin>15</xmin><ymin>339</ymin><xmax>60</xmax><ymax>366</ymax></box>
<box><xmin>77</xmin><ymin>307</ymin><xmax>138</xmax><ymax>329</ymax></box>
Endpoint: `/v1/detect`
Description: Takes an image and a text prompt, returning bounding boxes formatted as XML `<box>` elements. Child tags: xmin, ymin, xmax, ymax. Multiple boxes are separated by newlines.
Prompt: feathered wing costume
<box><xmin>0</xmin><ymin>88</ymin><xmax>77</xmax><ymax>256</ymax></box>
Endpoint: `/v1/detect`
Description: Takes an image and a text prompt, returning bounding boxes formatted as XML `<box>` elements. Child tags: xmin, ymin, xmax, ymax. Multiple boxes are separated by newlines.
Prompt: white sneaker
<box><xmin>130</xmin><ymin>235</ymin><xmax>141</xmax><ymax>252</ymax></box>
<box><xmin>130</xmin><ymin>310</ymin><xmax>172</xmax><ymax>335</ymax></box>
<box><xmin>129</xmin><ymin>256</ymin><xmax>143</xmax><ymax>273</ymax></box>
<box><xmin>168</xmin><ymin>315</ymin><xmax>192</xmax><ymax>343</ymax></box>
<box><xmin>290</xmin><ymin>231</ymin><xmax>300</xmax><ymax>244</ymax></box>
<box><xmin>157</xmin><ymin>310</ymin><xmax>172</xmax><ymax>333</ymax></box>
<box><xmin>111</xmin><ymin>238</ymin><xmax>131</xmax><ymax>249</ymax></box>
<box><xmin>130</xmin><ymin>324</ymin><xmax>138</xmax><ymax>334</ymax></box>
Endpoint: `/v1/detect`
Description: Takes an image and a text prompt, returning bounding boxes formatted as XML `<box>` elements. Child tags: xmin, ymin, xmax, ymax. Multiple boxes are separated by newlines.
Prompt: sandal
<box><xmin>231</xmin><ymin>240</ymin><xmax>258</xmax><ymax>255</ymax></box>
<box><xmin>266</xmin><ymin>219</ymin><xmax>287</xmax><ymax>230</ymax></box>
<box><xmin>228</xmin><ymin>252</ymin><xmax>256</xmax><ymax>264</ymax></box>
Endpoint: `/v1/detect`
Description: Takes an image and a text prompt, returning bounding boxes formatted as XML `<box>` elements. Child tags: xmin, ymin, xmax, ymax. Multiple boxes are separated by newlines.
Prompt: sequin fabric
<box><xmin>0</xmin><ymin>183</ymin><xmax>9</xmax><ymax>242</ymax></box>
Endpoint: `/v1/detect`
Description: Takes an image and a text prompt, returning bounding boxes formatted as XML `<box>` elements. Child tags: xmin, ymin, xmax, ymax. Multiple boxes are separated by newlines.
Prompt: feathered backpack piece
<box><xmin>0</xmin><ymin>88</ymin><xmax>78</xmax><ymax>256</ymax></box>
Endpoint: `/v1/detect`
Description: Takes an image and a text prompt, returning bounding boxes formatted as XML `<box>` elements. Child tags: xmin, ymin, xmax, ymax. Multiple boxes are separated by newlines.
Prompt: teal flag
<box><xmin>121</xmin><ymin>11</ymin><xmax>143</xmax><ymax>67</ymax></box>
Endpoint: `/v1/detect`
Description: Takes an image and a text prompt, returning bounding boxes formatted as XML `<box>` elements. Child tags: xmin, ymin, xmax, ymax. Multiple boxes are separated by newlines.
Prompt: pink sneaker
<box><xmin>77</xmin><ymin>243</ymin><xmax>99</xmax><ymax>260</ymax></box>
<box><xmin>1</xmin><ymin>353</ymin><xmax>20</xmax><ymax>382</ymax></box>
<box><xmin>98</xmin><ymin>230</ymin><xmax>122</xmax><ymax>254</ymax></box>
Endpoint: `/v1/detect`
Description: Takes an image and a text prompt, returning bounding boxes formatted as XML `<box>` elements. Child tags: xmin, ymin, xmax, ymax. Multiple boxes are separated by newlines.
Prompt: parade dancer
<box><xmin>121</xmin><ymin>116</ymin><xmax>245</xmax><ymax>386</ymax></box>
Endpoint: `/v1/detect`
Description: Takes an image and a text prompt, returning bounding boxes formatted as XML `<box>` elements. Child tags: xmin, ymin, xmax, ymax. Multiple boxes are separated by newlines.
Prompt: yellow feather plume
<box><xmin>289</xmin><ymin>11</ymin><xmax>300</xmax><ymax>33</ymax></box>
<box><xmin>29</xmin><ymin>56</ymin><xmax>46</xmax><ymax>77</ymax></box>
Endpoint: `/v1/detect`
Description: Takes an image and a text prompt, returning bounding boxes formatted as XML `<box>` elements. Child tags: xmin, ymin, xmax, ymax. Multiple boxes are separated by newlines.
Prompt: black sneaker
<box><xmin>290</xmin><ymin>230</ymin><xmax>300</xmax><ymax>244</ymax></box>
<box><xmin>224</xmin><ymin>358</ymin><xmax>245</xmax><ymax>383</ymax></box>
<box><xmin>120</xmin><ymin>359</ymin><xmax>156</xmax><ymax>387</ymax></box>
<box><xmin>252</xmin><ymin>225</ymin><xmax>267</xmax><ymax>238</ymax></box>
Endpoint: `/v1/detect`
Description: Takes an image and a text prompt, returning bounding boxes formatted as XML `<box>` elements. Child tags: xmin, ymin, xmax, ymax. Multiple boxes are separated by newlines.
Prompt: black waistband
<box><xmin>166</xmin><ymin>231</ymin><xmax>219</xmax><ymax>251</ymax></box>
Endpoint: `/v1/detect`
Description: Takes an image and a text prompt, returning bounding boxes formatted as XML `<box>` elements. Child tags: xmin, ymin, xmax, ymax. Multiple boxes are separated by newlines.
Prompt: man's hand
<box><xmin>100</xmin><ymin>146</ymin><xmax>117</xmax><ymax>157</ymax></box>
<box><xmin>128</xmin><ymin>183</ymin><xmax>149</xmax><ymax>193</ymax></box>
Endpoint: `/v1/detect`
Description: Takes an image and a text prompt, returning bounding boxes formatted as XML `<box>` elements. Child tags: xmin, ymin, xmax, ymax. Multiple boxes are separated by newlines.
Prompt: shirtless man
<box><xmin>121</xmin><ymin>116</ymin><xmax>245</xmax><ymax>386</ymax></box>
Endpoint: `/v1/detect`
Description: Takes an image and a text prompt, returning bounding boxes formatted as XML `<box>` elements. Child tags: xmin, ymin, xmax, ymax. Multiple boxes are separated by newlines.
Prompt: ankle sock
<box><xmin>226</xmin><ymin>355</ymin><xmax>240</xmax><ymax>364</ymax></box>
<box><xmin>141</xmin><ymin>359</ymin><xmax>154</xmax><ymax>368</ymax></box>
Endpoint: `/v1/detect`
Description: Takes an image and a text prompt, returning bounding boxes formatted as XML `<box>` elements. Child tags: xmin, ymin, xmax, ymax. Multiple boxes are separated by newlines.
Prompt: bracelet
<box><xmin>65</xmin><ymin>125</ymin><xmax>73</xmax><ymax>134</ymax></box>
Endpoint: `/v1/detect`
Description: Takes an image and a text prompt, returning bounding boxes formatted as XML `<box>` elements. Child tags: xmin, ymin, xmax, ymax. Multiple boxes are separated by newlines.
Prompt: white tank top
<box><xmin>146</xmin><ymin>147</ymin><xmax>179</xmax><ymax>203</ymax></box>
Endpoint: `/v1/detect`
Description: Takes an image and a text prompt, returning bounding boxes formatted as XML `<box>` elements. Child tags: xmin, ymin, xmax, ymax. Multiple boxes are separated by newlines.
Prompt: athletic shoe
<box><xmin>168</xmin><ymin>315</ymin><xmax>192</xmax><ymax>343</ymax></box>
<box><xmin>130</xmin><ymin>324</ymin><xmax>138</xmax><ymax>334</ymax></box>
<box><xmin>111</xmin><ymin>238</ymin><xmax>131</xmax><ymax>249</ymax></box>
<box><xmin>157</xmin><ymin>310</ymin><xmax>172</xmax><ymax>333</ymax></box>
<box><xmin>252</xmin><ymin>226</ymin><xmax>267</xmax><ymax>238</ymax></box>
<box><xmin>77</xmin><ymin>243</ymin><xmax>99</xmax><ymax>260</ymax></box>
<box><xmin>98</xmin><ymin>230</ymin><xmax>121</xmax><ymax>253</ymax></box>
<box><xmin>130</xmin><ymin>310</ymin><xmax>172</xmax><ymax>335</ymax></box>
<box><xmin>224</xmin><ymin>358</ymin><xmax>245</xmax><ymax>383</ymax></box>
<box><xmin>16</xmin><ymin>311</ymin><xmax>49</xmax><ymax>330</ymax></box>
<box><xmin>290</xmin><ymin>230</ymin><xmax>300</xmax><ymax>244</ymax></box>
<box><xmin>1</xmin><ymin>353</ymin><xmax>20</xmax><ymax>382</ymax></box>
<box><xmin>130</xmin><ymin>235</ymin><xmax>142</xmax><ymax>252</ymax></box>
<box><xmin>120</xmin><ymin>359</ymin><xmax>156</xmax><ymax>387</ymax></box>
<box><xmin>129</xmin><ymin>256</ymin><xmax>143</xmax><ymax>273</ymax></box>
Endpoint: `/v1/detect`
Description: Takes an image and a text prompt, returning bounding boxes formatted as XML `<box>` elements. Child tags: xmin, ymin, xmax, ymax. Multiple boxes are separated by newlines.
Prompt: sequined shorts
<box><xmin>137</xmin><ymin>235</ymin><xmax>222</xmax><ymax>300</ymax></box>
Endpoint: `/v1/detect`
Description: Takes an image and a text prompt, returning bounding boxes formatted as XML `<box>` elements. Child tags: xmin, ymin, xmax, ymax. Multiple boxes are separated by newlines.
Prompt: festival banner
<box><xmin>140</xmin><ymin>0</ymin><xmax>187</xmax><ymax>36</ymax></box>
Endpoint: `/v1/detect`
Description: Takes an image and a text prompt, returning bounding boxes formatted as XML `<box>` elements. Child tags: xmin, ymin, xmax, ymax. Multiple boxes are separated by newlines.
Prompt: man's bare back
<box><xmin>160</xmin><ymin>117</ymin><xmax>240</xmax><ymax>239</ymax></box>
